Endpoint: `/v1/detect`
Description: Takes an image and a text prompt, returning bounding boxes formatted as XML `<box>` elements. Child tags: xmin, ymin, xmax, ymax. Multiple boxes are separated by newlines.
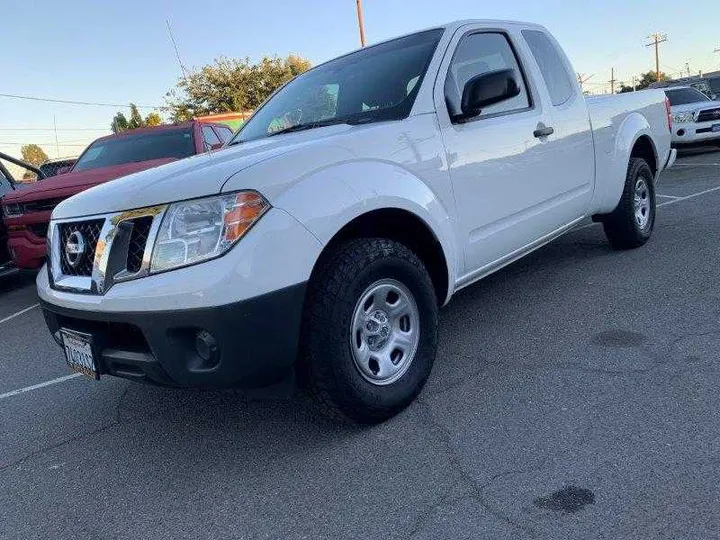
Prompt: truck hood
<box><xmin>53</xmin><ymin>126</ymin><xmax>353</xmax><ymax>219</ymax></box>
<box><xmin>4</xmin><ymin>158</ymin><xmax>176</xmax><ymax>203</ymax></box>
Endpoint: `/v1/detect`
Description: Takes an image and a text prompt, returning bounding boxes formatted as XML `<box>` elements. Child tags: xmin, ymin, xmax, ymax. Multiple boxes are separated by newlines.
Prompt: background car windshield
<box><xmin>233</xmin><ymin>29</ymin><xmax>443</xmax><ymax>143</ymax></box>
<box><xmin>73</xmin><ymin>129</ymin><xmax>195</xmax><ymax>172</ymax></box>
<box><xmin>665</xmin><ymin>88</ymin><xmax>710</xmax><ymax>106</ymax></box>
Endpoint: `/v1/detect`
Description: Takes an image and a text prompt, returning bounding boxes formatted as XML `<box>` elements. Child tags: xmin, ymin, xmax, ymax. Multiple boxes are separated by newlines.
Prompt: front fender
<box><xmin>271</xmin><ymin>160</ymin><xmax>460</xmax><ymax>303</ymax></box>
<box><xmin>591</xmin><ymin>112</ymin><xmax>657</xmax><ymax>215</ymax></box>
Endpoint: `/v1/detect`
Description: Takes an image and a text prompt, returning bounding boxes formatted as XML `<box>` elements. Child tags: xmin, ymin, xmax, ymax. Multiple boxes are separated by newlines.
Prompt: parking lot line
<box><xmin>657</xmin><ymin>185</ymin><xmax>720</xmax><ymax>207</ymax></box>
<box><xmin>0</xmin><ymin>304</ymin><xmax>39</xmax><ymax>325</ymax></box>
<box><xmin>657</xmin><ymin>194</ymin><xmax>680</xmax><ymax>199</ymax></box>
<box><xmin>0</xmin><ymin>373</ymin><xmax>81</xmax><ymax>400</ymax></box>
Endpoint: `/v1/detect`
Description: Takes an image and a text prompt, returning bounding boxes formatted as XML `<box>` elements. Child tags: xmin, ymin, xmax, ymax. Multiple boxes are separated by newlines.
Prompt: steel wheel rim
<box><xmin>349</xmin><ymin>278</ymin><xmax>420</xmax><ymax>386</ymax></box>
<box><xmin>634</xmin><ymin>177</ymin><xmax>651</xmax><ymax>230</ymax></box>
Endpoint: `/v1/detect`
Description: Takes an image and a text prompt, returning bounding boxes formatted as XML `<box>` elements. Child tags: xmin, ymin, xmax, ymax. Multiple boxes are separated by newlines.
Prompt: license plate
<box><xmin>712</xmin><ymin>124</ymin><xmax>720</xmax><ymax>133</ymax></box>
<box><xmin>61</xmin><ymin>329</ymin><xmax>99</xmax><ymax>380</ymax></box>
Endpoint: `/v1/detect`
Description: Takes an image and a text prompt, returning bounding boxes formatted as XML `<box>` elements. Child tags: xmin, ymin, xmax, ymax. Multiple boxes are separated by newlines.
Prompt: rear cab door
<box><xmin>434</xmin><ymin>22</ymin><xmax>594</xmax><ymax>281</ymax></box>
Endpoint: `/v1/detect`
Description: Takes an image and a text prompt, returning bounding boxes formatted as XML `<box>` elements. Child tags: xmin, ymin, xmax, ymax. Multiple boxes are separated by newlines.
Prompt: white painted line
<box><xmin>657</xmin><ymin>194</ymin><xmax>680</xmax><ymax>199</ymax></box>
<box><xmin>575</xmin><ymin>184</ymin><xmax>720</xmax><ymax>231</ymax></box>
<box><xmin>658</xmin><ymin>185</ymin><xmax>720</xmax><ymax>207</ymax></box>
<box><xmin>0</xmin><ymin>373</ymin><xmax>82</xmax><ymax>400</ymax></box>
<box><xmin>0</xmin><ymin>303</ymin><xmax>39</xmax><ymax>325</ymax></box>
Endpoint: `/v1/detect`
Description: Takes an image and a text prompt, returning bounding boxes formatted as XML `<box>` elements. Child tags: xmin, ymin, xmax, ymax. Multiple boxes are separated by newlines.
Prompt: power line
<box><xmin>166</xmin><ymin>20</ymin><xmax>189</xmax><ymax>81</ymax></box>
<box><xmin>0</xmin><ymin>93</ymin><xmax>165</xmax><ymax>109</ymax></box>
<box><xmin>0</xmin><ymin>127</ymin><xmax>108</xmax><ymax>131</ymax></box>
<box><xmin>0</xmin><ymin>141</ymin><xmax>88</xmax><ymax>147</ymax></box>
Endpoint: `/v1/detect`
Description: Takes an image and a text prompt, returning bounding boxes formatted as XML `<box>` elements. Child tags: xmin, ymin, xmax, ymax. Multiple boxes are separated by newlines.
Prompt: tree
<box><xmin>110</xmin><ymin>105</ymin><xmax>163</xmax><ymax>133</ymax></box>
<box><xmin>127</xmin><ymin>103</ymin><xmax>145</xmax><ymax>130</ymax></box>
<box><xmin>166</xmin><ymin>54</ymin><xmax>312</xmax><ymax>122</ymax></box>
<box><xmin>636</xmin><ymin>70</ymin><xmax>669</xmax><ymax>90</ymax></box>
<box><xmin>111</xmin><ymin>112</ymin><xmax>129</xmax><ymax>134</ymax></box>
<box><xmin>618</xmin><ymin>84</ymin><xmax>634</xmax><ymax>93</ymax></box>
<box><xmin>21</xmin><ymin>144</ymin><xmax>49</xmax><ymax>166</ymax></box>
<box><xmin>144</xmin><ymin>112</ymin><xmax>162</xmax><ymax>127</ymax></box>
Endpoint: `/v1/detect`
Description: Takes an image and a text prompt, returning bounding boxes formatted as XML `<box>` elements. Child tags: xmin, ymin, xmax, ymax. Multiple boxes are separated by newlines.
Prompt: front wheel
<box><xmin>602</xmin><ymin>157</ymin><xmax>656</xmax><ymax>249</ymax></box>
<box><xmin>300</xmin><ymin>238</ymin><xmax>438</xmax><ymax>424</ymax></box>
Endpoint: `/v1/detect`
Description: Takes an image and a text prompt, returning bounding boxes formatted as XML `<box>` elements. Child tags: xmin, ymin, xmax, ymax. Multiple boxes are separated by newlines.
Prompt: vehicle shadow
<box><xmin>0</xmin><ymin>270</ymin><xmax>37</xmax><ymax>295</ymax></box>
<box><xmin>113</xmin><ymin>225</ymin><xmax>616</xmax><ymax>440</ymax></box>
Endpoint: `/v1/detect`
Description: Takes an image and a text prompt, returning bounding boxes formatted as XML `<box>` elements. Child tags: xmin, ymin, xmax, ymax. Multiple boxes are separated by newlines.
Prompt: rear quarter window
<box><xmin>522</xmin><ymin>30</ymin><xmax>574</xmax><ymax>106</ymax></box>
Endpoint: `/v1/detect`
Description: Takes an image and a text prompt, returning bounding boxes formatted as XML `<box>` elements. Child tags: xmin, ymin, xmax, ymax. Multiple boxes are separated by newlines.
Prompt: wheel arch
<box><xmin>310</xmin><ymin>207</ymin><xmax>451</xmax><ymax>306</ymax></box>
<box><xmin>591</xmin><ymin>112</ymin><xmax>660</xmax><ymax>216</ymax></box>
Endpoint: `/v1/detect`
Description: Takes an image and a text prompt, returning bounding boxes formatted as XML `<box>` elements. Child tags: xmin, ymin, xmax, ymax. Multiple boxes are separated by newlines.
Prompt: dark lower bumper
<box><xmin>41</xmin><ymin>283</ymin><xmax>307</xmax><ymax>388</ymax></box>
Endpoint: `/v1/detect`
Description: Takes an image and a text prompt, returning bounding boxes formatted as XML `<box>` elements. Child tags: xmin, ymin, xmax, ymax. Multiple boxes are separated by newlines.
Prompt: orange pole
<box><xmin>356</xmin><ymin>0</ymin><xmax>366</xmax><ymax>47</ymax></box>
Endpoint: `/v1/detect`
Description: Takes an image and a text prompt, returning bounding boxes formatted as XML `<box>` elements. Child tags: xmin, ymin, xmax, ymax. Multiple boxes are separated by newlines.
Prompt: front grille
<box><xmin>126</xmin><ymin>217</ymin><xmax>153</xmax><ymax>273</ymax></box>
<box><xmin>697</xmin><ymin>108</ymin><xmax>720</xmax><ymax>123</ymax></box>
<box><xmin>28</xmin><ymin>223</ymin><xmax>49</xmax><ymax>238</ymax></box>
<box><xmin>22</xmin><ymin>198</ymin><xmax>64</xmax><ymax>213</ymax></box>
<box><xmin>58</xmin><ymin>219</ymin><xmax>104</xmax><ymax>277</ymax></box>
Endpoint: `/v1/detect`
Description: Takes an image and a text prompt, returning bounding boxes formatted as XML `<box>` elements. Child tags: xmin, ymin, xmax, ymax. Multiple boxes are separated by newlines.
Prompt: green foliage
<box><xmin>20</xmin><ymin>144</ymin><xmax>49</xmax><ymax>166</ymax></box>
<box><xmin>110</xmin><ymin>104</ymin><xmax>164</xmax><ymax>133</ymax></box>
<box><xmin>636</xmin><ymin>70</ymin><xmax>670</xmax><ymax>90</ymax></box>
<box><xmin>144</xmin><ymin>112</ymin><xmax>162</xmax><ymax>127</ymax></box>
<box><xmin>618</xmin><ymin>84</ymin><xmax>634</xmax><ymax>93</ymax></box>
<box><xmin>111</xmin><ymin>112</ymin><xmax>129</xmax><ymax>134</ymax></box>
<box><xmin>166</xmin><ymin>55</ymin><xmax>312</xmax><ymax>122</ymax></box>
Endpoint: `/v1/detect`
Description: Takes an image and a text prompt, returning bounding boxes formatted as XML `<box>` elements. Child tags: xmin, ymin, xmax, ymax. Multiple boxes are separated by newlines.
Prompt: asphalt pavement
<box><xmin>1</xmin><ymin>148</ymin><xmax>720</xmax><ymax>540</ymax></box>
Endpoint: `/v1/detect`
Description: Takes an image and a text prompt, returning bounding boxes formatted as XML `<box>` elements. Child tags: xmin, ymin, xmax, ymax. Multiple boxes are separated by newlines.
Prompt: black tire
<box><xmin>300</xmin><ymin>238</ymin><xmax>438</xmax><ymax>424</ymax></box>
<box><xmin>602</xmin><ymin>157</ymin><xmax>656</xmax><ymax>249</ymax></box>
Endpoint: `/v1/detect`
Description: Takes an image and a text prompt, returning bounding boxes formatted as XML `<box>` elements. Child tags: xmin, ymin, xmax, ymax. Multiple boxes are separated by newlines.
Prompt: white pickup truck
<box><xmin>39</xmin><ymin>20</ymin><xmax>675</xmax><ymax>423</ymax></box>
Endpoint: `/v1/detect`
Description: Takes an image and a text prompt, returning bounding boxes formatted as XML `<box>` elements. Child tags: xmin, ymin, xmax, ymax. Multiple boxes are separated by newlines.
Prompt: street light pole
<box><xmin>356</xmin><ymin>0</ymin><xmax>366</xmax><ymax>47</ymax></box>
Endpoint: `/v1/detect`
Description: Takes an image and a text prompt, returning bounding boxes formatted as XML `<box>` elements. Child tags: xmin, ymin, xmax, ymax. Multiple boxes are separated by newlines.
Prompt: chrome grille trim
<box><xmin>49</xmin><ymin>205</ymin><xmax>167</xmax><ymax>295</ymax></box>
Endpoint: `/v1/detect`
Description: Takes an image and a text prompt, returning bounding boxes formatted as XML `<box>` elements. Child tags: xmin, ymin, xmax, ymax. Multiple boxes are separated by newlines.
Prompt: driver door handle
<box><xmin>533</xmin><ymin>124</ymin><xmax>554</xmax><ymax>138</ymax></box>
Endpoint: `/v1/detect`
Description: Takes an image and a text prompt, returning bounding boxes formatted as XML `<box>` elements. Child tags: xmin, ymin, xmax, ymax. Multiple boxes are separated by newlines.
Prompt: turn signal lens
<box><xmin>223</xmin><ymin>192</ymin><xmax>269</xmax><ymax>242</ymax></box>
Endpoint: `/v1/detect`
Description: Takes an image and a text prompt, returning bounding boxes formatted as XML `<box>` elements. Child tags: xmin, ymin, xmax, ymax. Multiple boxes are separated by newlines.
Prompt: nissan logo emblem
<box><xmin>65</xmin><ymin>231</ymin><xmax>87</xmax><ymax>268</ymax></box>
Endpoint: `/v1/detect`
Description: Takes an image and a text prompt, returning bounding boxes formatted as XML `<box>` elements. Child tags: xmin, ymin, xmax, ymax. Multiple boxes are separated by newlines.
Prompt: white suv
<box><xmin>666</xmin><ymin>86</ymin><xmax>720</xmax><ymax>147</ymax></box>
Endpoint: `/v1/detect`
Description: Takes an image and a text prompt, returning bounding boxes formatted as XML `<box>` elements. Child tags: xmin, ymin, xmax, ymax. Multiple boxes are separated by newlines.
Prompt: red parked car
<box><xmin>1</xmin><ymin>120</ymin><xmax>234</xmax><ymax>269</ymax></box>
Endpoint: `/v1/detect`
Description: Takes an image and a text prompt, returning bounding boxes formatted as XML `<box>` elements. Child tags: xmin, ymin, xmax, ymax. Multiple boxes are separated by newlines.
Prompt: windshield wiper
<box><xmin>267</xmin><ymin>119</ymin><xmax>348</xmax><ymax>138</ymax></box>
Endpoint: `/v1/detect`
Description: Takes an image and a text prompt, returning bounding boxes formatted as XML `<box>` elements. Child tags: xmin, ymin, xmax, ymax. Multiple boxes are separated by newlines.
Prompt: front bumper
<box><xmin>671</xmin><ymin>122</ymin><xmax>720</xmax><ymax>146</ymax></box>
<box><xmin>8</xmin><ymin>229</ymin><xmax>46</xmax><ymax>269</ymax></box>
<box><xmin>41</xmin><ymin>283</ymin><xmax>307</xmax><ymax>388</ymax></box>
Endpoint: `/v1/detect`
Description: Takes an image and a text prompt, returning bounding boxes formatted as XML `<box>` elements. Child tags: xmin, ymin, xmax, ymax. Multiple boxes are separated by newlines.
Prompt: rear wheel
<box><xmin>300</xmin><ymin>238</ymin><xmax>438</xmax><ymax>424</ymax></box>
<box><xmin>602</xmin><ymin>157</ymin><xmax>656</xmax><ymax>249</ymax></box>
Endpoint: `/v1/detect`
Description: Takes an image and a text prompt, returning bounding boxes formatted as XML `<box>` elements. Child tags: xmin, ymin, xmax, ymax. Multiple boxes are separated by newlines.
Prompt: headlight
<box><xmin>672</xmin><ymin>112</ymin><xmax>694</xmax><ymax>123</ymax></box>
<box><xmin>150</xmin><ymin>191</ymin><xmax>270</xmax><ymax>273</ymax></box>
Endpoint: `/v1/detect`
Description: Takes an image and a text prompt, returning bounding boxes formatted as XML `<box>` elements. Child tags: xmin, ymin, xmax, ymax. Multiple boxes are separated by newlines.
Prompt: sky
<box><xmin>1</xmin><ymin>0</ymin><xmax>719</xmax><ymax>162</ymax></box>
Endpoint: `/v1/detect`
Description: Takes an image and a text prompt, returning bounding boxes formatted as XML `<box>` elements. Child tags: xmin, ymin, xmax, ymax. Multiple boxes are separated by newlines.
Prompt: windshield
<box><xmin>665</xmin><ymin>88</ymin><xmax>711</xmax><ymax>106</ymax></box>
<box><xmin>73</xmin><ymin>128</ymin><xmax>195</xmax><ymax>172</ymax></box>
<box><xmin>232</xmin><ymin>29</ymin><xmax>443</xmax><ymax>143</ymax></box>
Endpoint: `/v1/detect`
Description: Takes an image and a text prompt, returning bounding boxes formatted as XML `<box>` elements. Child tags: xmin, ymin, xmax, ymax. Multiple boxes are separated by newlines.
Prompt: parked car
<box><xmin>39</xmin><ymin>20</ymin><xmax>675</xmax><ymax>423</ymax></box>
<box><xmin>0</xmin><ymin>153</ymin><xmax>45</xmax><ymax>275</ymax></box>
<box><xmin>665</xmin><ymin>86</ymin><xmax>720</xmax><ymax>147</ymax></box>
<box><xmin>1</xmin><ymin>120</ymin><xmax>232</xmax><ymax>269</ymax></box>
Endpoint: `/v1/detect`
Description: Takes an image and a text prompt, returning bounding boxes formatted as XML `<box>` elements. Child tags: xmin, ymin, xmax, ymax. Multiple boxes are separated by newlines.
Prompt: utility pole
<box><xmin>355</xmin><ymin>0</ymin><xmax>366</xmax><ymax>47</ymax></box>
<box><xmin>632</xmin><ymin>75</ymin><xmax>638</xmax><ymax>91</ymax></box>
<box><xmin>609</xmin><ymin>67</ymin><xmax>617</xmax><ymax>94</ymax></box>
<box><xmin>577</xmin><ymin>73</ymin><xmax>594</xmax><ymax>94</ymax></box>
<box><xmin>685</xmin><ymin>62</ymin><xmax>691</xmax><ymax>77</ymax></box>
<box><xmin>645</xmin><ymin>33</ymin><xmax>667</xmax><ymax>82</ymax></box>
<box><xmin>53</xmin><ymin>115</ymin><xmax>59</xmax><ymax>157</ymax></box>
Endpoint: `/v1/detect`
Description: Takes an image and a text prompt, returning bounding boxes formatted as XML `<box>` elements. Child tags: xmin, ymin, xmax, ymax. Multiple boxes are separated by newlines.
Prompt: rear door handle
<box><xmin>533</xmin><ymin>125</ymin><xmax>554</xmax><ymax>138</ymax></box>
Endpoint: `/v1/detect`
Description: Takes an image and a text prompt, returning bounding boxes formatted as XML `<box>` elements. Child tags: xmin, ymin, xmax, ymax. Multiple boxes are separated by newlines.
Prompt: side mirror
<box><xmin>458</xmin><ymin>68</ymin><xmax>521</xmax><ymax>120</ymax></box>
<box><xmin>56</xmin><ymin>166</ymin><xmax>71</xmax><ymax>175</ymax></box>
<box><xmin>210</xmin><ymin>142</ymin><xmax>224</xmax><ymax>151</ymax></box>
